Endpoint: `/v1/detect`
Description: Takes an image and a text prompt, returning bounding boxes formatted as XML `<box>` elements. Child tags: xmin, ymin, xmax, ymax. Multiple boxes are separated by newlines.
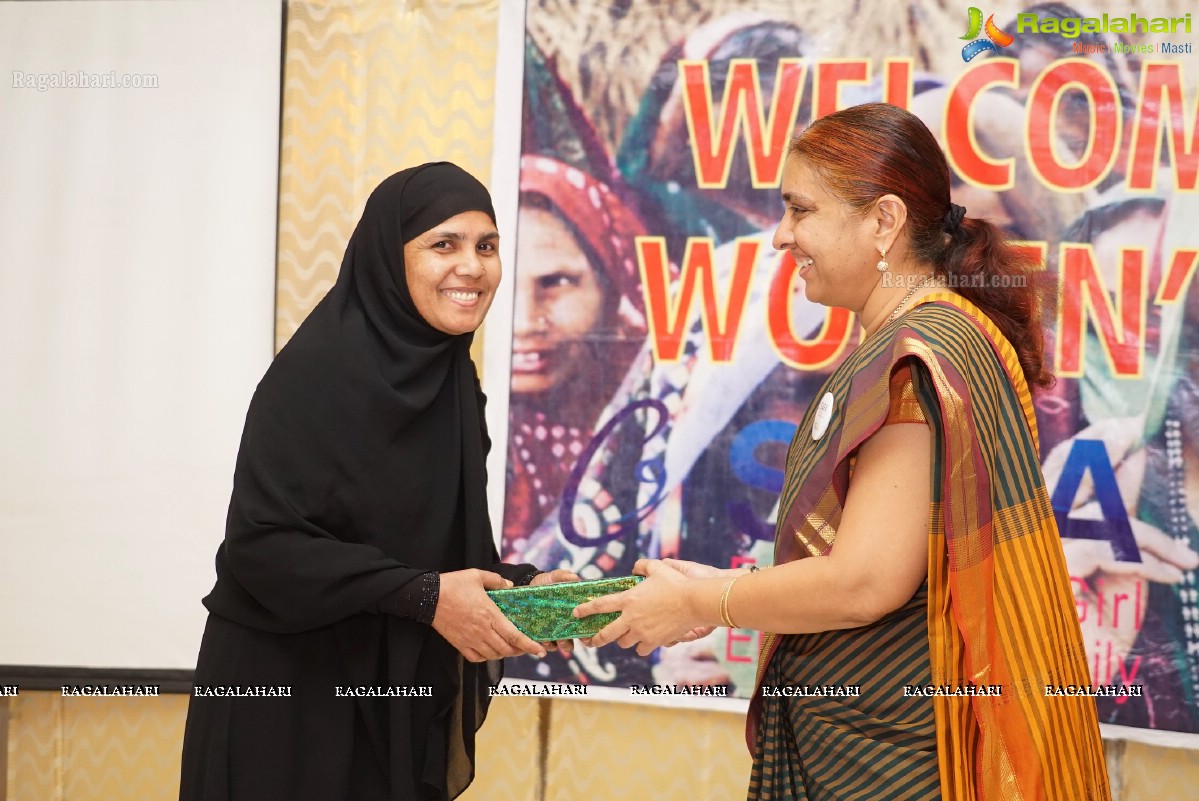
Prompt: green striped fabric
<box><xmin>748</xmin><ymin>581</ymin><xmax>940</xmax><ymax>800</ymax></box>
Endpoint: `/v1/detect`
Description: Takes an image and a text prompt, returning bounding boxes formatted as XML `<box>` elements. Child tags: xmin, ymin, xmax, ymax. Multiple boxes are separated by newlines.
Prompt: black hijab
<box><xmin>205</xmin><ymin>161</ymin><xmax>500</xmax><ymax>630</ymax></box>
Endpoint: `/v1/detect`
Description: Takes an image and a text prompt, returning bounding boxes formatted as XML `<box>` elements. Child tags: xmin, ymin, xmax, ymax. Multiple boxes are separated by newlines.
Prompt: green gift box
<box><xmin>487</xmin><ymin>576</ymin><xmax>643</xmax><ymax>641</ymax></box>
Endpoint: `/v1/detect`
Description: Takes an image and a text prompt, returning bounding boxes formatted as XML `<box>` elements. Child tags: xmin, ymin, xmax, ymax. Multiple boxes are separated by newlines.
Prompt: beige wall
<box><xmin>273</xmin><ymin>0</ymin><xmax>502</xmax><ymax>354</ymax></box>
<box><xmin>7</xmin><ymin>692</ymin><xmax>1199</xmax><ymax>800</ymax></box>
<box><xmin>5</xmin><ymin>2</ymin><xmax>1198</xmax><ymax>800</ymax></box>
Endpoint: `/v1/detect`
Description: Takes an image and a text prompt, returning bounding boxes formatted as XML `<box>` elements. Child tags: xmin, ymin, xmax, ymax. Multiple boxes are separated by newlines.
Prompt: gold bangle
<box><xmin>719</xmin><ymin>576</ymin><xmax>740</xmax><ymax>628</ymax></box>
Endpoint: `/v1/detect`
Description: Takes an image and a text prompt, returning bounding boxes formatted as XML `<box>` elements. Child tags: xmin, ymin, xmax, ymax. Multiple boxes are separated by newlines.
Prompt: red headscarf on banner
<box><xmin>519</xmin><ymin>154</ymin><xmax>649</xmax><ymax>334</ymax></box>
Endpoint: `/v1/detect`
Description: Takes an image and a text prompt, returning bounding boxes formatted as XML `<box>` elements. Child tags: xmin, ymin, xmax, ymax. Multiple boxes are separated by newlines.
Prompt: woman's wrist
<box><xmin>718</xmin><ymin>566</ymin><xmax>760</xmax><ymax>627</ymax></box>
<box><xmin>680</xmin><ymin>568</ymin><xmax>760</xmax><ymax>627</ymax></box>
<box><xmin>376</xmin><ymin>571</ymin><xmax>440</xmax><ymax>625</ymax></box>
<box><xmin>685</xmin><ymin>576</ymin><xmax>729</xmax><ymax>628</ymax></box>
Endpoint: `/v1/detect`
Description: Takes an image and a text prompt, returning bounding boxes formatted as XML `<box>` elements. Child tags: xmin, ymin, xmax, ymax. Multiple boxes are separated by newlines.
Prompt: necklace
<box><xmin>887</xmin><ymin>281</ymin><xmax>922</xmax><ymax>323</ymax></box>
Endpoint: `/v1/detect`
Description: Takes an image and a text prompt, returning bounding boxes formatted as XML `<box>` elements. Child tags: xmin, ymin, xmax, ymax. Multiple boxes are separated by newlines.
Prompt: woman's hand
<box><xmin>529</xmin><ymin>568</ymin><xmax>581</xmax><ymax>586</ymax></box>
<box><xmin>652</xmin><ymin>632</ymin><xmax>730</xmax><ymax>686</ymax></box>
<box><xmin>529</xmin><ymin>568</ymin><xmax>581</xmax><ymax>657</ymax></box>
<box><xmin>433</xmin><ymin>569</ymin><xmax>547</xmax><ymax>662</ymax></box>
<box><xmin>574</xmin><ymin>560</ymin><xmax>707</xmax><ymax>656</ymax></box>
<box><xmin>646</xmin><ymin>557</ymin><xmax>734</xmax><ymax>580</ymax></box>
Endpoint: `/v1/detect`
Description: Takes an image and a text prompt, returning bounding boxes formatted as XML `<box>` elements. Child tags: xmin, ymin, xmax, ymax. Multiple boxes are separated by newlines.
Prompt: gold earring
<box><xmin>876</xmin><ymin>247</ymin><xmax>888</xmax><ymax>272</ymax></box>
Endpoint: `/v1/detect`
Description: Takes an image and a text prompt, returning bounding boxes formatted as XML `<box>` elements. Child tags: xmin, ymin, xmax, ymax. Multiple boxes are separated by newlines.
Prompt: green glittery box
<box><xmin>487</xmin><ymin>576</ymin><xmax>644</xmax><ymax>641</ymax></box>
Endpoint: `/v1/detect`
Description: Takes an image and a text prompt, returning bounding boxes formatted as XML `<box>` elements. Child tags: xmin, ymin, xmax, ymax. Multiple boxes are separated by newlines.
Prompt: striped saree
<box><xmin>747</xmin><ymin>294</ymin><xmax>1110</xmax><ymax>800</ymax></box>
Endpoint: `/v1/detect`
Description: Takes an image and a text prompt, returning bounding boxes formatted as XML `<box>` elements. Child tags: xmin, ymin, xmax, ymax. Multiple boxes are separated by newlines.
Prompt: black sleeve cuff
<box><xmin>513</xmin><ymin>567</ymin><xmax>542</xmax><ymax>586</ymax></box>
<box><xmin>376</xmin><ymin>571</ymin><xmax>440</xmax><ymax>625</ymax></box>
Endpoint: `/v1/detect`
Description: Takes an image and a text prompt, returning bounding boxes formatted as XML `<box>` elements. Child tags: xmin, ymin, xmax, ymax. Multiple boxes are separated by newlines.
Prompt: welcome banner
<box><xmin>493</xmin><ymin>0</ymin><xmax>1199</xmax><ymax>745</ymax></box>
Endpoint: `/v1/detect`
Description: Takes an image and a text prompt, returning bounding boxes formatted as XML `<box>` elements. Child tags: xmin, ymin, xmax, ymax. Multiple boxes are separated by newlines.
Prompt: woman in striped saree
<box><xmin>577</xmin><ymin>103</ymin><xmax>1111</xmax><ymax>800</ymax></box>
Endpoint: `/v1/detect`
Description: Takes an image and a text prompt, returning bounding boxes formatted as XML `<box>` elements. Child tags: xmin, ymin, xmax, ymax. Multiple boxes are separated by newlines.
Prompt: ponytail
<box><xmin>936</xmin><ymin>217</ymin><xmax>1054</xmax><ymax>388</ymax></box>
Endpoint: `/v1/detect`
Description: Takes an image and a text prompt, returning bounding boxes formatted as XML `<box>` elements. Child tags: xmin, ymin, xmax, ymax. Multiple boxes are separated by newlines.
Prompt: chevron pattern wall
<box><xmin>5</xmin><ymin>693</ymin><xmax>188</xmax><ymax>801</ymax></box>
<box><xmin>275</xmin><ymin>0</ymin><xmax>501</xmax><ymax>351</ymax></box>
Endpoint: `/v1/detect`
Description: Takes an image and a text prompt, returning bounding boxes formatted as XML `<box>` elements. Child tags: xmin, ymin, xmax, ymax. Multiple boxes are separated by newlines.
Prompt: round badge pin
<box><xmin>811</xmin><ymin>392</ymin><xmax>834</xmax><ymax>440</ymax></box>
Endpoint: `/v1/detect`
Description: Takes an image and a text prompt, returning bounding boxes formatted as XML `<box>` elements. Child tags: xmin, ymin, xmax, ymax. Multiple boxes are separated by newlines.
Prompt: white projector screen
<box><xmin>0</xmin><ymin>0</ymin><xmax>281</xmax><ymax>672</ymax></box>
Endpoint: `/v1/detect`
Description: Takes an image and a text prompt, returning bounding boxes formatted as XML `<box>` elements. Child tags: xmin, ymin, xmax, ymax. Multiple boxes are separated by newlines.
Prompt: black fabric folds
<box><xmin>180</xmin><ymin>163</ymin><xmax>532</xmax><ymax>801</ymax></box>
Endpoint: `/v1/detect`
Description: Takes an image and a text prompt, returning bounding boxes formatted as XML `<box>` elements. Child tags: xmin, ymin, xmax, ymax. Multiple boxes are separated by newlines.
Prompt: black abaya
<box><xmin>180</xmin><ymin>163</ymin><xmax>535</xmax><ymax>801</ymax></box>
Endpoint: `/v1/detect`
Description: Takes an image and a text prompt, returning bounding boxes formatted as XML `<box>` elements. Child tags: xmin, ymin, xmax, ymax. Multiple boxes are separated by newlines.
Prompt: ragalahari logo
<box><xmin>961</xmin><ymin>7</ymin><xmax>1015</xmax><ymax>61</ymax></box>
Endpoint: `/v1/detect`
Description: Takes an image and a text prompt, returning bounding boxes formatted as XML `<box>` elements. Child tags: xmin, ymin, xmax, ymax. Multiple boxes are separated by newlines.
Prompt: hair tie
<box><xmin>943</xmin><ymin>203</ymin><xmax>966</xmax><ymax>233</ymax></box>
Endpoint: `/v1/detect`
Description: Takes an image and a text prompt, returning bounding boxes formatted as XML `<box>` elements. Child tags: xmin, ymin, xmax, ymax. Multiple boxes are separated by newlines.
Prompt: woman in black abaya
<box><xmin>180</xmin><ymin>162</ymin><xmax>571</xmax><ymax>801</ymax></box>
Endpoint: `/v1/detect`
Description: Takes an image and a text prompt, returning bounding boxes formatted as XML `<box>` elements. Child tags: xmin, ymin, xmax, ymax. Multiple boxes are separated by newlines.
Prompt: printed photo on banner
<box><xmin>494</xmin><ymin>0</ymin><xmax>1199</xmax><ymax>743</ymax></box>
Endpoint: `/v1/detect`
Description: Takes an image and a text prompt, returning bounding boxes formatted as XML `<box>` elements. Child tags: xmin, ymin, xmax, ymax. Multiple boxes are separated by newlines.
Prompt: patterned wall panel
<box><xmin>275</xmin><ymin>0</ymin><xmax>501</xmax><ymax>352</ymax></box>
<box><xmin>7</xmin><ymin>693</ymin><xmax>60</xmax><ymax>801</ymax></box>
<box><xmin>59</xmin><ymin>696</ymin><xmax>188</xmax><ymax>801</ymax></box>
<box><xmin>4</xmin><ymin>691</ymin><xmax>538</xmax><ymax>801</ymax></box>
<box><xmin>1119</xmin><ymin>740</ymin><xmax>1199</xmax><ymax>800</ymax></box>
<box><xmin>460</xmin><ymin>696</ymin><xmax>542</xmax><ymax>801</ymax></box>
<box><xmin>6</xmin><ymin>693</ymin><xmax>186</xmax><ymax>801</ymax></box>
<box><xmin>10</xmin><ymin>690</ymin><xmax>1199</xmax><ymax>801</ymax></box>
<box><xmin>543</xmin><ymin>699</ymin><xmax>752</xmax><ymax>800</ymax></box>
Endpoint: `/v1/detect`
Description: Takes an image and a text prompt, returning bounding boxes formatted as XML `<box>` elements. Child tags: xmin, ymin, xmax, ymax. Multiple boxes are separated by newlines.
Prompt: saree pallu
<box><xmin>747</xmin><ymin>294</ymin><xmax>1110</xmax><ymax>801</ymax></box>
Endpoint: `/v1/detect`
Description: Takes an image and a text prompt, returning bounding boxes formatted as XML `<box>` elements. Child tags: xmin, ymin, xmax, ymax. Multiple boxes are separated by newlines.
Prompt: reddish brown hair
<box><xmin>788</xmin><ymin>102</ymin><xmax>1053</xmax><ymax>389</ymax></box>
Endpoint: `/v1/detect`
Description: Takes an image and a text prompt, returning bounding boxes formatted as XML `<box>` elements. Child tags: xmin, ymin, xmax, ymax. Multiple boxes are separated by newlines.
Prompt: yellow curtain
<box><xmin>276</xmin><ymin>0</ymin><xmax>502</xmax><ymax>352</ymax></box>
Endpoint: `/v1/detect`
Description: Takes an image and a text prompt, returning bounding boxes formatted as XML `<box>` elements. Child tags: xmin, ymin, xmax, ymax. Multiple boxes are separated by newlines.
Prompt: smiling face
<box><xmin>402</xmin><ymin>210</ymin><xmax>501</xmax><ymax>335</ymax></box>
<box><xmin>771</xmin><ymin>157</ymin><xmax>879</xmax><ymax>311</ymax></box>
<box><xmin>510</xmin><ymin>205</ymin><xmax>606</xmax><ymax>395</ymax></box>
